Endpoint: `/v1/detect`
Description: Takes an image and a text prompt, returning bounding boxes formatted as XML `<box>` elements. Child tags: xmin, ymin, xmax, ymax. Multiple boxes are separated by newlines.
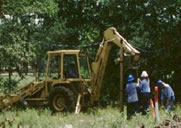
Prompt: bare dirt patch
<box><xmin>154</xmin><ymin>115</ymin><xmax>181</xmax><ymax>128</ymax></box>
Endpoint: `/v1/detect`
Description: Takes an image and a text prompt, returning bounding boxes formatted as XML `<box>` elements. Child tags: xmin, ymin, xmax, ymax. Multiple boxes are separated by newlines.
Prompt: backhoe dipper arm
<box><xmin>90</xmin><ymin>27</ymin><xmax>140</xmax><ymax>103</ymax></box>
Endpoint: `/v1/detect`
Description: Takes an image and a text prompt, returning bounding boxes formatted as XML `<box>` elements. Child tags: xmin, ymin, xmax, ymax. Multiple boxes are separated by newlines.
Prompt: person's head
<box><xmin>141</xmin><ymin>71</ymin><xmax>149</xmax><ymax>79</ymax></box>
<box><xmin>127</xmin><ymin>74</ymin><xmax>135</xmax><ymax>83</ymax></box>
<box><xmin>157</xmin><ymin>80</ymin><xmax>163</xmax><ymax>88</ymax></box>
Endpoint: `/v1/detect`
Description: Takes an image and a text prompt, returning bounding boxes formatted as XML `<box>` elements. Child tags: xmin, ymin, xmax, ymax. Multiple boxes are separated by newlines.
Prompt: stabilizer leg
<box><xmin>75</xmin><ymin>94</ymin><xmax>81</xmax><ymax>114</ymax></box>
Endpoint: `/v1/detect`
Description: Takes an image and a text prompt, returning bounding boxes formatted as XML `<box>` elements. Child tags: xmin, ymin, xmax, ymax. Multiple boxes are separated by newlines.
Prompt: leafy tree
<box><xmin>0</xmin><ymin>0</ymin><xmax>58</xmax><ymax>91</ymax></box>
<box><xmin>0</xmin><ymin>0</ymin><xmax>181</xmax><ymax>102</ymax></box>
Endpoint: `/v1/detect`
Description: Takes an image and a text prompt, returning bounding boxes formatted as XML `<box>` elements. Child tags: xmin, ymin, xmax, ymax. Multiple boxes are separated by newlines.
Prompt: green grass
<box><xmin>0</xmin><ymin>75</ymin><xmax>180</xmax><ymax>127</ymax></box>
<box><xmin>0</xmin><ymin>74</ymin><xmax>42</xmax><ymax>89</ymax></box>
<box><xmin>0</xmin><ymin>106</ymin><xmax>180</xmax><ymax>128</ymax></box>
<box><xmin>0</xmin><ymin>74</ymin><xmax>35</xmax><ymax>93</ymax></box>
<box><xmin>17</xmin><ymin>75</ymin><xmax>35</xmax><ymax>87</ymax></box>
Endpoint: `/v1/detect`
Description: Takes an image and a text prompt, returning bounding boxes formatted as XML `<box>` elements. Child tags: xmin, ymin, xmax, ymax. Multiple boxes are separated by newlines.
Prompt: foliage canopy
<box><xmin>0</xmin><ymin>0</ymin><xmax>181</xmax><ymax>102</ymax></box>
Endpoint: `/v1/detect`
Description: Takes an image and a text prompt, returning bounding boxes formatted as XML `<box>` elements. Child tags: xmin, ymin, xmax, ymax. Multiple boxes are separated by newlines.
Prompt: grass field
<box><xmin>0</xmin><ymin>75</ymin><xmax>181</xmax><ymax>128</ymax></box>
<box><xmin>0</xmin><ymin>105</ymin><xmax>181</xmax><ymax>128</ymax></box>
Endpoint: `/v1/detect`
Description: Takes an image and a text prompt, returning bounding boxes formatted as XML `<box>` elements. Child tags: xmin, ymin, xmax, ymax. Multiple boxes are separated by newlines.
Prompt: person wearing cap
<box><xmin>138</xmin><ymin>71</ymin><xmax>151</xmax><ymax>114</ymax></box>
<box><xmin>157</xmin><ymin>80</ymin><xmax>175</xmax><ymax>115</ymax></box>
<box><xmin>126</xmin><ymin>74</ymin><xmax>139</xmax><ymax>119</ymax></box>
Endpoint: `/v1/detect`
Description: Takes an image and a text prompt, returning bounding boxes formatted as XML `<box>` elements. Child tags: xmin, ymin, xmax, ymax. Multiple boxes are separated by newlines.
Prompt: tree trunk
<box><xmin>8</xmin><ymin>67</ymin><xmax>12</xmax><ymax>93</ymax></box>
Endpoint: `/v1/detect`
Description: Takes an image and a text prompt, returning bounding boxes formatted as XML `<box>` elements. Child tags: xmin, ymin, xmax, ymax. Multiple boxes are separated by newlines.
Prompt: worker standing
<box><xmin>126</xmin><ymin>74</ymin><xmax>139</xmax><ymax>119</ymax></box>
<box><xmin>138</xmin><ymin>71</ymin><xmax>151</xmax><ymax>115</ymax></box>
<box><xmin>157</xmin><ymin>80</ymin><xmax>175</xmax><ymax>115</ymax></box>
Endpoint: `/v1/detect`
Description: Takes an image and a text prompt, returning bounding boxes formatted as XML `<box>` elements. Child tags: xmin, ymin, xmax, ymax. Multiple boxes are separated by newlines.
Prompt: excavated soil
<box><xmin>154</xmin><ymin>114</ymin><xmax>181</xmax><ymax>128</ymax></box>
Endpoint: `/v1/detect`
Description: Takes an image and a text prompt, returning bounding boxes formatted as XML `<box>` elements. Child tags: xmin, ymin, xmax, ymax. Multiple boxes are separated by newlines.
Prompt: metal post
<box><xmin>120</xmin><ymin>40</ymin><xmax>123</xmax><ymax>112</ymax></box>
<box><xmin>45</xmin><ymin>54</ymin><xmax>50</xmax><ymax>97</ymax></box>
<box><xmin>155</xmin><ymin>86</ymin><xmax>160</xmax><ymax>122</ymax></box>
<box><xmin>136</xmin><ymin>62</ymin><xmax>139</xmax><ymax>78</ymax></box>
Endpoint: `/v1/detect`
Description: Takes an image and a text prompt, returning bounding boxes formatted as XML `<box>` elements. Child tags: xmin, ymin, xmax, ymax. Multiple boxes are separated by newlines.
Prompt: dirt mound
<box><xmin>155</xmin><ymin>115</ymin><xmax>181</xmax><ymax>128</ymax></box>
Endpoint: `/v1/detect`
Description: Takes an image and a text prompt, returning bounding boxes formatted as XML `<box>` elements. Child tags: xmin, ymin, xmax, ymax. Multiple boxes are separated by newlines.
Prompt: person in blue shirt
<box><xmin>67</xmin><ymin>64</ymin><xmax>78</xmax><ymax>78</ymax></box>
<box><xmin>138</xmin><ymin>71</ymin><xmax>151</xmax><ymax>114</ymax></box>
<box><xmin>126</xmin><ymin>74</ymin><xmax>139</xmax><ymax>119</ymax></box>
<box><xmin>157</xmin><ymin>80</ymin><xmax>175</xmax><ymax>115</ymax></box>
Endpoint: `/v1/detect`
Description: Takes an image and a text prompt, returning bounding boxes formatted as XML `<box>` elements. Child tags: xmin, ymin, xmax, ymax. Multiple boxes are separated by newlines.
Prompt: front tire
<box><xmin>49</xmin><ymin>86</ymin><xmax>75</xmax><ymax>112</ymax></box>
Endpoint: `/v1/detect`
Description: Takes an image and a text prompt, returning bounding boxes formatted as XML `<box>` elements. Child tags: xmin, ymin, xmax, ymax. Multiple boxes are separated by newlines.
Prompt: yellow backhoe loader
<box><xmin>0</xmin><ymin>27</ymin><xmax>140</xmax><ymax>112</ymax></box>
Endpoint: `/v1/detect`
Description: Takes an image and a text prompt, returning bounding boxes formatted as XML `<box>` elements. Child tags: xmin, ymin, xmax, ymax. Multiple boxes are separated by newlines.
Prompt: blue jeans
<box><xmin>167</xmin><ymin>96</ymin><xmax>175</xmax><ymax>114</ymax></box>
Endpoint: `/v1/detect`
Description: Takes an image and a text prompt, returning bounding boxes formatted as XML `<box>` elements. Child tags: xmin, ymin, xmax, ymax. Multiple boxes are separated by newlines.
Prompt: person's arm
<box><xmin>139</xmin><ymin>80</ymin><xmax>143</xmax><ymax>90</ymax></box>
<box><xmin>136</xmin><ymin>78</ymin><xmax>141</xmax><ymax>86</ymax></box>
<box><xmin>160</xmin><ymin>90</ymin><xmax>164</xmax><ymax>106</ymax></box>
<box><xmin>165</xmin><ymin>87</ymin><xmax>172</xmax><ymax>106</ymax></box>
<box><xmin>126</xmin><ymin>84</ymin><xmax>129</xmax><ymax>93</ymax></box>
<box><xmin>147</xmin><ymin>78</ymin><xmax>150</xmax><ymax>85</ymax></box>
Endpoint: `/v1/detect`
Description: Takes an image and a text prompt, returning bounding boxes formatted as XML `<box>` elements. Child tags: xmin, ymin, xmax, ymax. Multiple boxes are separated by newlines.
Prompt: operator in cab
<box><xmin>126</xmin><ymin>74</ymin><xmax>139</xmax><ymax>119</ymax></box>
<box><xmin>67</xmin><ymin>64</ymin><xmax>78</xmax><ymax>78</ymax></box>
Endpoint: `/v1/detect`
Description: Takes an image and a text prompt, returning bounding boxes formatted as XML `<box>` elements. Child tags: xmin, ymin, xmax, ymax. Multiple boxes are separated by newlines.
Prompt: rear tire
<box><xmin>49</xmin><ymin>86</ymin><xmax>75</xmax><ymax>112</ymax></box>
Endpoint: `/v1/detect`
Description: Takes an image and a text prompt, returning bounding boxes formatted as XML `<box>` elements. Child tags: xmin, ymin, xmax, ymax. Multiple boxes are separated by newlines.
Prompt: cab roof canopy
<box><xmin>47</xmin><ymin>50</ymin><xmax>81</xmax><ymax>56</ymax></box>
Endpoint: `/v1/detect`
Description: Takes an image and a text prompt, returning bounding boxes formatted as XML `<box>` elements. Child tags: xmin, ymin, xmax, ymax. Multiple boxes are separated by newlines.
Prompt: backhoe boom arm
<box><xmin>91</xmin><ymin>27</ymin><xmax>140</xmax><ymax>103</ymax></box>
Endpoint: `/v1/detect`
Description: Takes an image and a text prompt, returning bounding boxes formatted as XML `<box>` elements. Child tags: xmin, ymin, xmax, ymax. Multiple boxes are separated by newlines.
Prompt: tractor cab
<box><xmin>44</xmin><ymin>50</ymin><xmax>92</xmax><ymax>112</ymax></box>
<box><xmin>46</xmin><ymin>50</ymin><xmax>91</xmax><ymax>81</ymax></box>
